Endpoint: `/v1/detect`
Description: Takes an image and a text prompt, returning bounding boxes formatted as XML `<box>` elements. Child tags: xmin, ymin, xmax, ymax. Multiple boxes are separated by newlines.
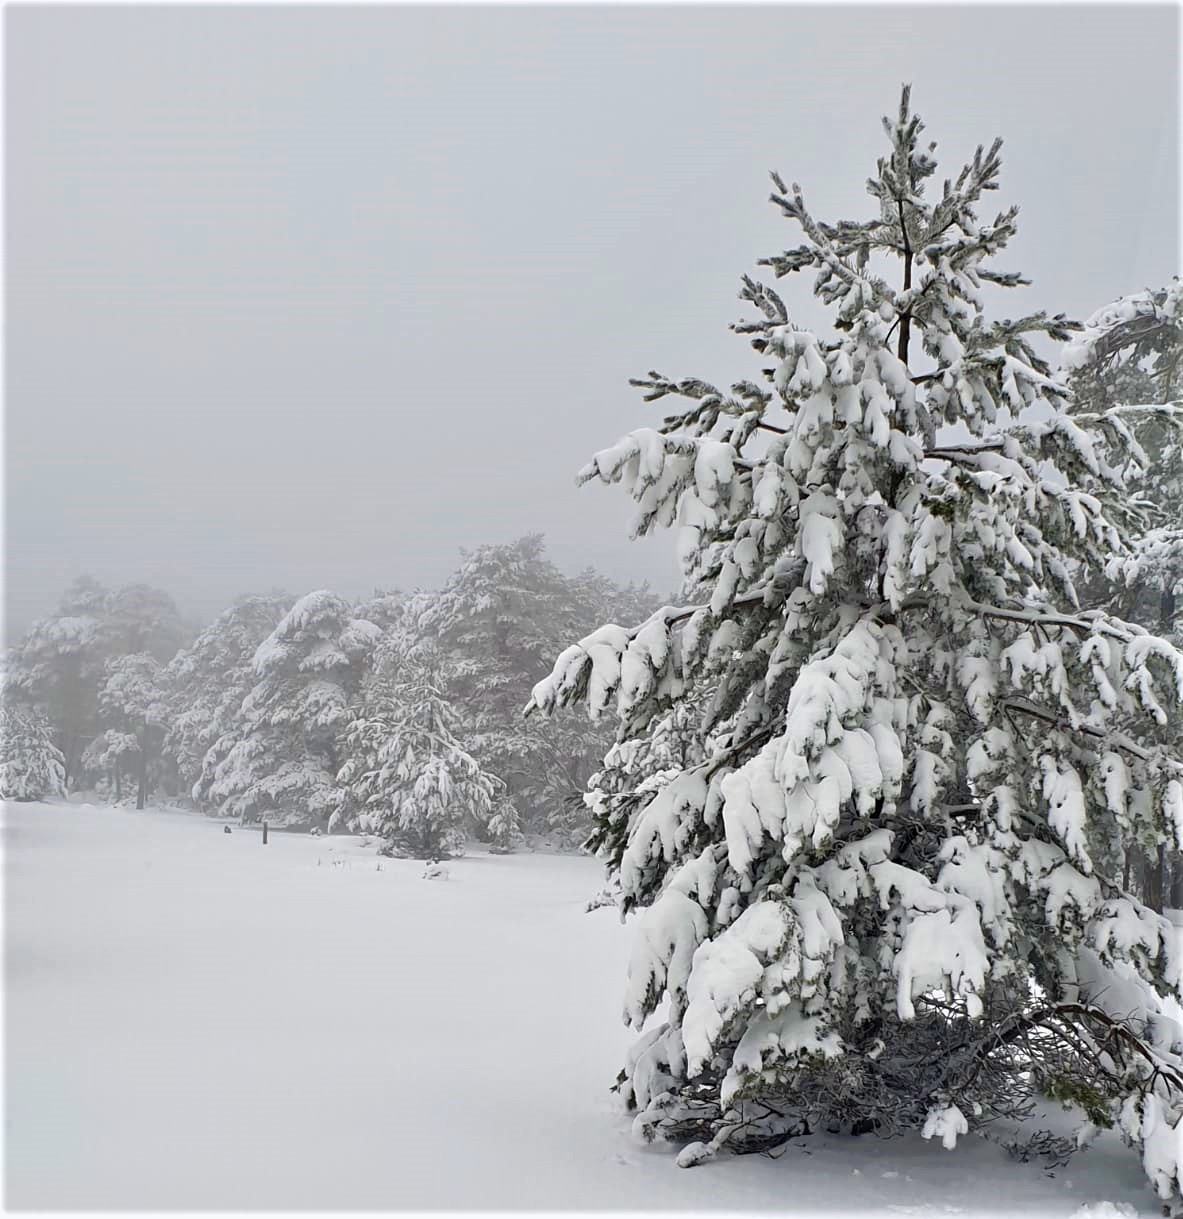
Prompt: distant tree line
<box><xmin>0</xmin><ymin>536</ymin><xmax>657</xmax><ymax>857</ymax></box>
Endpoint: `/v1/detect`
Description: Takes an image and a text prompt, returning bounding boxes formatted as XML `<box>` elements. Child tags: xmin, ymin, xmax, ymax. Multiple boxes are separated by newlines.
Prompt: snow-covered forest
<box><xmin>6</xmin><ymin>20</ymin><xmax>1182</xmax><ymax>1214</ymax></box>
<box><xmin>2</xmin><ymin>536</ymin><xmax>657</xmax><ymax>851</ymax></box>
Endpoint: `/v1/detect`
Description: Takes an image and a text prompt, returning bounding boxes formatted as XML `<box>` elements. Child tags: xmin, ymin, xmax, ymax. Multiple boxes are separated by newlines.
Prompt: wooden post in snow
<box><xmin>262</xmin><ymin>820</ymin><xmax>269</xmax><ymax>845</ymax></box>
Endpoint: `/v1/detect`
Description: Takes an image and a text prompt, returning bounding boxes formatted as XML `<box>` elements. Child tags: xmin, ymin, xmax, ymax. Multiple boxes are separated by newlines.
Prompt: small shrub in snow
<box><xmin>996</xmin><ymin>1128</ymin><xmax>1077</xmax><ymax>1170</ymax></box>
<box><xmin>586</xmin><ymin>884</ymin><xmax>621</xmax><ymax>914</ymax></box>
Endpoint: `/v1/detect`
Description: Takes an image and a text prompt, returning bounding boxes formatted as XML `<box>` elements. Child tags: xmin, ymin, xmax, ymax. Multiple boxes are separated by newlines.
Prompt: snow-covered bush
<box><xmin>529</xmin><ymin>88</ymin><xmax>1183</xmax><ymax>1200</ymax></box>
<box><xmin>0</xmin><ymin>702</ymin><xmax>67</xmax><ymax>801</ymax></box>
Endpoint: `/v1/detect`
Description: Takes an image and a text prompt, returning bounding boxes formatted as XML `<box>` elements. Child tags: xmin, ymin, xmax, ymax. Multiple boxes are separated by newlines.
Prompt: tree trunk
<box><xmin>63</xmin><ymin>732</ymin><xmax>80</xmax><ymax>792</ymax></box>
<box><xmin>136</xmin><ymin>726</ymin><xmax>148</xmax><ymax>811</ymax></box>
<box><xmin>896</xmin><ymin>199</ymin><xmax>913</xmax><ymax>365</ymax></box>
<box><xmin>1144</xmin><ymin>847</ymin><xmax>1165</xmax><ymax>914</ymax></box>
<box><xmin>114</xmin><ymin>764</ymin><xmax>122</xmax><ymax>803</ymax></box>
<box><xmin>1170</xmin><ymin>852</ymin><xmax>1183</xmax><ymax>913</ymax></box>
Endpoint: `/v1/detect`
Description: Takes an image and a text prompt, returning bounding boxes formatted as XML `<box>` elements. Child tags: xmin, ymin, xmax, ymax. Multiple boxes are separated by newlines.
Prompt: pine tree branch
<box><xmin>999</xmin><ymin>697</ymin><xmax>1182</xmax><ymax>773</ymax></box>
<box><xmin>924</xmin><ymin>440</ymin><xmax>1007</xmax><ymax>461</ymax></box>
<box><xmin>964</xmin><ymin>1002</ymin><xmax>1183</xmax><ymax>1097</ymax></box>
<box><xmin>960</xmin><ymin>599</ymin><xmax>1135</xmax><ymax>643</ymax></box>
<box><xmin>1071</xmin><ymin>402</ymin><xmax>1183</xmax><ymax>424</ymax></box>
<box><xmin>1086</xmin><ymin>315</ymin><xmax>1175</xmax><ymax>368</ymax></box>
<box><xmin>942</xmin><ymin>803</ymin><xmax>984</xmax><ymax>819</ymax></box>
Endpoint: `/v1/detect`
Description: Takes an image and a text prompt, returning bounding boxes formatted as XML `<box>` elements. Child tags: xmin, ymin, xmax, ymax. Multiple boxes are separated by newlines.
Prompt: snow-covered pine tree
<box><xmin>81</xmin><ymin>729</ymin><xmax>141</xmax><ymax>803</ymax></box>
<box><xmin>417</xmin><ymin>535</ymin><xmax>656</xmax><ymax>842</ymax></box>
<box><xmin>1062</xmin><ymin>282</ymin><xmax>1183</xmax><ymax>911</ymax></box>
<box><xmin>1063</xmin><ymin>280</ymin><xmax>1182</xmax><ymax>637</ymax></box>
<box><xmin>5</xmin><ymin>577</ymin><xmax>188</xmax><ymax>790</ymax></box>
<box><xmin>164</xmin><ymin>592</ymin><xmax>295</xmax><ymax>807</ymax></box>
<box><xmin>0</xmin><ymin>701</ymin><xmax>67</xmax><ymax>801</ymax></box>
<box><xmin>352</xmin><ymin>588</ymin><xmax>408</xmax><ymax>633</ymax></box>
<box><xmin>97</xmin><ymin>653</ymin><xmax>170</xmax><ymax>809</ymax></box>
<box><xmin>207</xmin><ymin>590</ymin><xmax>381</xmax><ymax>830</ymax></box>
<box><xmin>102</xmin><ymin>583</ymin><xmax>188</xmax><ymax>660</ymax></box>
<box><xmin>584</xmin><ymin>692</ymin><xmax>709</xmax><ymax>863</ymax></box>
<box><xmin>335</xmin><ymin>634</ymin><xmax>499</xmax><ymax>859</ymax></box>
<box><xmin>528</xmin><ymin>88</ymin><xmax>1183</xmax><ymax>1198</ymax></box>
<box><xmin>1064</xmin><ymin>280</ymin><xmax>1182</xmax><ymax>415</ymax></box>
<box><xmin>5</xmin><ymin>577</ymin><xmax>113</xmax><ymax>788</ymax></box>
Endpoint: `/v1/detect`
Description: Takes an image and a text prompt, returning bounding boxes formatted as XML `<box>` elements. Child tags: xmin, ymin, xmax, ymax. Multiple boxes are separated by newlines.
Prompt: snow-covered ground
<box><xmin>2</xmin><ymin>801</ymin><xmax>1165</xmax><ymax>1214</ymax></box>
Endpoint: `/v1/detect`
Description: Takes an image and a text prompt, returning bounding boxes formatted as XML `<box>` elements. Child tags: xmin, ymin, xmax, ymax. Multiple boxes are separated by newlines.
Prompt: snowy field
<box><xmin>2</xmin><ymin>801</ymin><xmax>1166</xmax><ymax>1215</ymax></box>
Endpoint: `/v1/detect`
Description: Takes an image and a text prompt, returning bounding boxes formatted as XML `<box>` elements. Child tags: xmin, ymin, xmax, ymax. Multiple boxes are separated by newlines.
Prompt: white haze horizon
<box><xmin>6</xmin><ymin>3</ymin><xmax>1179</xmax><ymax>642</ymax></box>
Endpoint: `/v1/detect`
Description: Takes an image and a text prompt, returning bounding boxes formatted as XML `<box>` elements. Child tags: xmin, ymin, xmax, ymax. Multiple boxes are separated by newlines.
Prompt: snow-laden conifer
<box><xmin>1062</xmin><ymin>282</ymin><xmax>1183</xmax><ymax>913</ymax></box>
<box><xmin>1063</xmin><ymin>280</ymin><xmax>1182</xmax><ymax>416</ymax></box>
<box><xmin>208</xmin><ymin>590</ymin><xmax>381</xmax><ymax>829</ymax></box>
<box><xmin>98</xmin><ymin>653</ymin><xmax>170</xmax><ymax>809</ymax></box>
<box><xmin>4</xmin><ymin>577</ymin><xmax>187</xmax><ymax>790</ymax></box>
<box><xmin>0</xmin><ymin>701</ymin><xmax>67</xmax><ymax>801</ymax></box>
<box><xmin>165</xmin><ymin>593</ymin><xmax>295</xmax><ymax>805</ymax></box>
<box><xmin>1064</xmin><ymin>280</ymin><xmax>1182</xmax><ymax>640</ymax></box>
<box><xmin>335</xmin><ymin>634</ymin><xmax>499</xmax><ymax>859</ymax></box>
<box><xmin>416</xmin><ymin>535</ymin><xmax>655</xmax><ymax>842</ymax></box>
<box><xmin>81</xmin><ymin>729</ymin><xmax>141</xmax><ymax>803</ymax></box>
<box><xmin>528</xmin><ymin>88</ymin><xmax>1183</xmax><ymax>1198</ymax></box>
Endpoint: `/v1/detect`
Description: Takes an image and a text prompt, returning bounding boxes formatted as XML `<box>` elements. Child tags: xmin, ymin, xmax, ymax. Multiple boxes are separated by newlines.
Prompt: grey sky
<box><xmin>6</xmin><ymin>3</ymin><xmax>1178</xmax><ymax>640</ymax></box>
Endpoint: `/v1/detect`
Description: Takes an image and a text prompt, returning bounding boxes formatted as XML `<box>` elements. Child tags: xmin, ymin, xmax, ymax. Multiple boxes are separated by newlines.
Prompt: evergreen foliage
<box><xmin>98</xmin><ymin>653</ymin><xmax>169</xmax><ymax>810</ymax></box>
<box><xmin>80</xmin><ymin>729</ymin><xmax>141</xmax><ymax>803</ymax></box>
<box><xmin>336</xmin><ymin>634</ymin><xmax>500</xmax><ymax>859</ymax></box>
<box><xmin>3</xmin><ymin>576</ymin><xmax>186</xmax><ymax>789</ymax></box>
<box><xmin>1064</xmin><ymin>280</ymin><xmax>1182</xmax><ymax>635</ymax></box>
<box><xmin>0</xmin><ymin>701</ymin><xmax>67</xmax><ymax>801</ymax></box>
<box><xmin>416</xmin><ymin>535</ymin><xmax>656</xmax><ymax>841</ymax></box>
<box><xmin>1062</xmin><ymin>281</ymin><xmax>1183</xmax><ymax>911</ymax></box>
<box><xmin>207</xmin><ymin>590</ymin><xmax>381</xmax><ymax>829</ymax></box>
<box><xmin>529</xmin><ymin>88</ymin><xmax>1183</xmax><ymax>1197</ymax></box>
<box><xmin>165</xmin><ymin>592</ymin><xmax>295</xmax><ymax>804</ymax></box>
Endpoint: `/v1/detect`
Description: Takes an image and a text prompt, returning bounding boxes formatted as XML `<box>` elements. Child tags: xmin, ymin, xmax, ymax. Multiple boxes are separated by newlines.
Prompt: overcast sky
<box><xmin>7</xmin><ymin>3</ymin><xmax>1179</xmax><ymax>640</ymax></box>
